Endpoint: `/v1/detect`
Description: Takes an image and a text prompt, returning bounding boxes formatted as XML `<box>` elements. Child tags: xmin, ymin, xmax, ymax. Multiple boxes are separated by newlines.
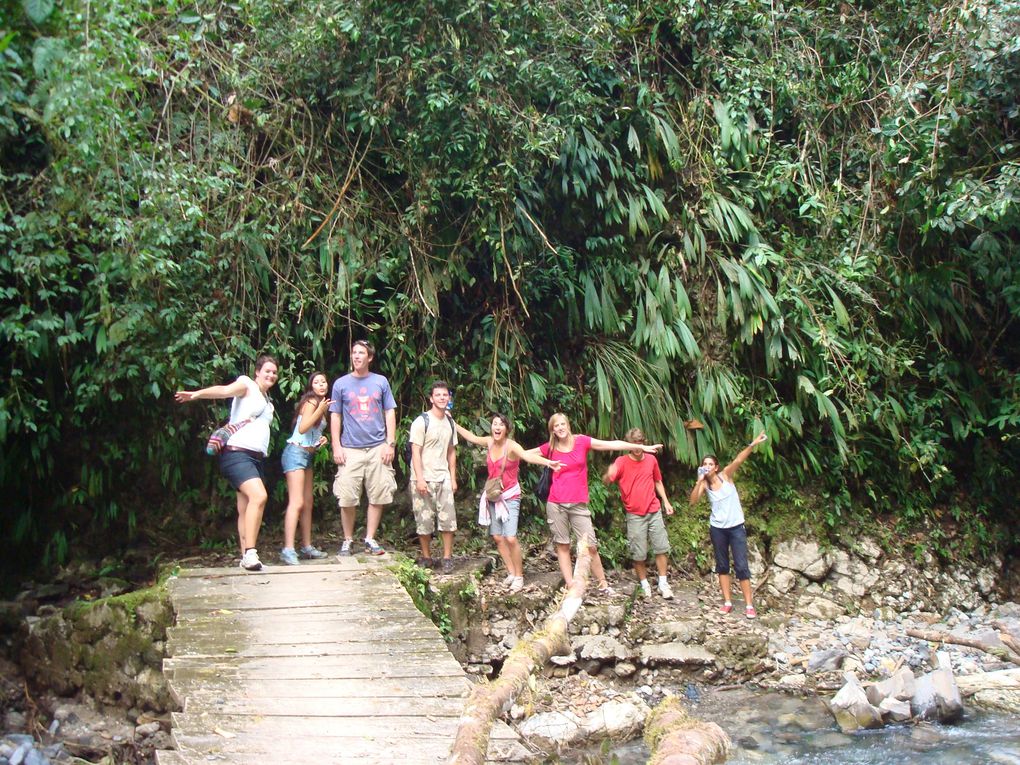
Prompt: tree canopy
<box><xmin>2</xmin><ymin>0</ymin><xmax>1018</xmax><ymax>578</ymax></box>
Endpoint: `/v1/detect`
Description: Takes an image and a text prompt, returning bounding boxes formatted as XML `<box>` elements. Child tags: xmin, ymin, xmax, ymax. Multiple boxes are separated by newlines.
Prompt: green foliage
<box><xmin>1</xmin><ymin>0</ymin><xmax>1018</xmax><ymax>580</ymax></box>
<box><xmin>391</xmin><ymin>556</ymin><xmax>452</xmax><ymax>637</ymax></box>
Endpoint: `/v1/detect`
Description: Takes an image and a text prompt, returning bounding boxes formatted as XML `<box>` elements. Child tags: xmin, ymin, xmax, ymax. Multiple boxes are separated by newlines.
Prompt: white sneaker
<box><xmin>509</xmin><ymin>576</ymin><xmax>524</xmax><ymax>593</ymax></box>
<box><xmin>503</xmin><ymin>573</ymin><xmax>516</xmax><ymax>586</ymax></box>
<box><xmin>241</xmin><ymin>549</ymin><xmax>263</xmax><ymax>571</ymax></box>
<box><xmin>638</xmin><ymin>580</ymin><xmax>652</xmax><ymax>598</ymax></box>
<box><xmin>658</xmin><ymin>581</ymin><xmax>674</xmax><ymax>600</ymax></box>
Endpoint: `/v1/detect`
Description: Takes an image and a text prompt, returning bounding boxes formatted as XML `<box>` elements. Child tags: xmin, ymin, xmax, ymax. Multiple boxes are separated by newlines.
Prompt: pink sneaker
<box><xmin>745</xmin><ymin>605</ymin><xmax>757</xmax><ymax>619</ymax></box>
<box><xmin>719</xmin><ymin>602</ymin><xmax>733</xmax><ymax>614</ymax></box>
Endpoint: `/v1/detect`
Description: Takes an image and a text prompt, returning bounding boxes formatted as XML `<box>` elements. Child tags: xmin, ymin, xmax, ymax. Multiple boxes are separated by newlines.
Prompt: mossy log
<box><xmin>447</xmin><ymin>543</ymin><xmax>593</xmax><ymax>765</ymax></box>
<box><xmin>906</xmin><ymin>627</ymin><xmax>1020</xmax><ymax>665</ymax></box>
<box><xmin>644</xmin><ymin>696</ymin><xmax>731</xmax><ymax>765</ymax></box>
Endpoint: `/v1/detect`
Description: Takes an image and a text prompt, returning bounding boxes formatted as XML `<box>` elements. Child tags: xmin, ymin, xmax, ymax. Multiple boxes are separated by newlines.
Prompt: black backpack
<box><xmin>403</xmin><ymin>412</ymin><xmax>455</xmax><ymax>469</ymax></box>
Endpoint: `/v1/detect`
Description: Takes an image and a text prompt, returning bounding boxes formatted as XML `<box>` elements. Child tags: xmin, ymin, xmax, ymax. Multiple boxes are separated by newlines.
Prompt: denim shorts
<box><xmin>219</xmin><ymin>449</ymin><xmax>266</xmax><ymax>490</ymax></box>
<box><xmin>710</xmin><ymin>523</ymin><xmax>751</xmax><ymax>580</ymax></box>
<box><xmin>489</xmin><ymin>498</ymin><xmax>521</xmax><ymax>538</ymax></box>
<box><xmin>281</xmin><ymin>443</ymin><xmax>314</xmax><ymax>474</ymax></box>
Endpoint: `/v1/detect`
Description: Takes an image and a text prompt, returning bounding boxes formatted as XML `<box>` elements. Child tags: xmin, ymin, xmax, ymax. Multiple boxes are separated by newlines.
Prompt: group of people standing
<box><xmin>176</xmin><ymin>341</ymin><xmax>766</xmax><ymax>617</ymax></box>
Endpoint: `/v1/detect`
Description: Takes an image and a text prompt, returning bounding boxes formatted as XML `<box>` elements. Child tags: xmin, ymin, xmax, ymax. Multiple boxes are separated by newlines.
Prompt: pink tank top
<box><xmin>487</xmin><ymin>446</ymin><xmax>520</xmax><ymax>490</ymax></box>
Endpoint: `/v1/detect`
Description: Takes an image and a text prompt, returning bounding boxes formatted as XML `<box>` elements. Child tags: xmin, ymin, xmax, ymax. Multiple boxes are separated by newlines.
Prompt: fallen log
<box><xmin>644</xmin><ymin>695</ymin><xmax>731</xmax><ymax>765</ymax></box>
<box><xmin>955</xmin><ymin>668</ymin><xmax>1020</xmax><ymax>696</ymax></box>
<box><xmin>905</xmin><ymin>628</ymin><xmax>1020</xmax><ymax>665</ymax></box>
<box><xmin>447</xmin><ymin>544</ymin><xmax>593</xmax><ymax>765</ymax></box>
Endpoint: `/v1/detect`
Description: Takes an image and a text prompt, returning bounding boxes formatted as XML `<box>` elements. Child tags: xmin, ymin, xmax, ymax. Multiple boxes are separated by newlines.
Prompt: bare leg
<box><xmin>237</xmin><ymin>478</ymin><xmax>268</xmax><ymax>550</ymax></box>
<box><xmin>654</xmin><ymin>553</ymin><xmax>669</xmax><ymax>577</ymax></box>
<box><xmin>589</xmin><ymin>546</ymin><xmax>607</xmax><ymax>587</ymax></box>
<box><xmin>236</xmin><ymin>493</ymin><xmax>246</xmax><ymax>554</ymax></box>
<box><xmin>739</xmin><ymin>578</ymin><xmax>754</xmax><ymax>607</ymax></box>
<box><xmin>283</xmin><ymin>469</ymin><xmax>305</xmax><ymax>550</ymax></box>
<box><xmin>633</xmin><ymin>559</ymin><xmax>648</xmax><ymax>582</ymax></box>
<box><xmin>365</xmin><ymin>503</ymin><xmax>385</xmax><ymax>540</ymax></box>
<box><xmin>299</xmin><ymin>469</ymin><xmax>315</xmax><ymax>548</ymax></box>
<box><xmin>340</xmin><ymin>506</ymin><xmax>356</xmax><ymax>541</ymax></box>
<box><xmin>493</xmin><ymin>535</ymin><xmax>514</xmax><ymax>575</ymax></box>
<box><xmin>506</xmin><ymin>537</ymin><xmax>524</xmax><ymax>578</ymax></box>
<box><xmin>419</xmin><ymin>534</ymin><xmax>432</xmax><ymax>559</ymax></box>
<box><xmin>718</xmin><ymin>573</ymin><xmax>733</xmax><ymax>603</ymax></box>
<box><xmin>441</xmin><ymin>530</ymin><xmax>454</xmax><ymax>559</ymax></box>
<box><xmin>555</xmin><ymin>542</ymin><xmax>573</xmax><ymax>586</ymax></box>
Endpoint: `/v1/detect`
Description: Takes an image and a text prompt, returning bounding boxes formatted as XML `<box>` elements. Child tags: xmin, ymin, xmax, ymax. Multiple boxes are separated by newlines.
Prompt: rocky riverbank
<box><xmin>0</xmin><ymin>536</ymin><xmax>1017</xmax><ymax>764</ymax></box>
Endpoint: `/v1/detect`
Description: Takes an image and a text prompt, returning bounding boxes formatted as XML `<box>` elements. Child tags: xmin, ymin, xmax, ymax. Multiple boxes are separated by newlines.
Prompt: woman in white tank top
<box><xmin>689</xmin><ymin>433</ymin><xmax>768</xmax><ymax>619</ymax></box>
<box><xmin>176</xmin><ymin>355</ymin><xmax>278</xmax><ymax>571</ymax></box>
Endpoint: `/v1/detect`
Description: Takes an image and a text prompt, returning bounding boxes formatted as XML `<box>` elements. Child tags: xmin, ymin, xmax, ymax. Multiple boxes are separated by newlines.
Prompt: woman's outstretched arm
<box><xmin>175</xmin><ymin>379</ymin><xmax>248</xmax><ymax>403</ymax></box>
<box><xmin>454</xmin><ymin>420</ymin><xmax>490</xmax><ymax>448</ymax></box>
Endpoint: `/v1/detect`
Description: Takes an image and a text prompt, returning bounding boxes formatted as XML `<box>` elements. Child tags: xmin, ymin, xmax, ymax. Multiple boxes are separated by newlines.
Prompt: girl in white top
<box><xmin>176</xmin><ymin>355</ymin><xmax>278</xmax><ymax>571</ymax></box>
<box><xmin>279</xmin><ymin>372</ymin><xmax>332</xmax><ymax>565</ymax></box>
<box><xmin>689</xmin><ymin>432</ymin><xmax>767</xmax><ymax>618</ymax></box>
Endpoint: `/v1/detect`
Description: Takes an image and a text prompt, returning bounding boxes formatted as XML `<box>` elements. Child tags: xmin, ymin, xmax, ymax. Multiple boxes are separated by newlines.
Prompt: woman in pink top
<box><xmin>456</xmin><ymin>414</ymin><xmax>562</xmax><ymax>592</ymax></box>
<box><xmin>540</xmin><ymin>413</ymin><xmax>662</xmax><ymax>594</ymax></box>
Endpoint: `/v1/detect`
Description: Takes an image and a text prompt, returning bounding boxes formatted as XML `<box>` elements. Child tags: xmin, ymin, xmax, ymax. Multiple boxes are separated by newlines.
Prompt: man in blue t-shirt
<box><xmin>329</xmin><ymin>340</ymin><xmax>397</xmax><ymax>557</ymax></box>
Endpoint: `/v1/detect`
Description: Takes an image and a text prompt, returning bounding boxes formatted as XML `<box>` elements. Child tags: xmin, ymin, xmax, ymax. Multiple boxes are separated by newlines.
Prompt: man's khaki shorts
<box><xmin>333</xmin><ymin>444</ymin><xmax>397</xmax><ymax>507</ymax></box>
<box><xmin>626</xmin><ymin>510</ymin><xmax>671</xmax><ymax>561</ymax></box>
<box><xmin>411</xmin><ymin>480</ymin><xmax>457</xmax><ymax>535</ymax></box>
<box><xmin>546</xmin><ymin>502</ymin><xmax>598</xmax><ymax>547</ymax></box>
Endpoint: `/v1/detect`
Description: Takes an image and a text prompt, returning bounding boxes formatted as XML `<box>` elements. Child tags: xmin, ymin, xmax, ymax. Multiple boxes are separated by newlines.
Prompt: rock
<box><xmin>572</xmin><ymin>635</ymin><xmax>631</xmax><ymax>662</ymax></box>
<box><xmin>4</xmin><ymin>710</ymin><xmax>27</xmax><ymax>731</ymax></box>
<box><xmin>517</xmin><ymin>710</ymin><xmax>583</xmax><ymax>750</ymax></box>
<box><xmin>773</xmin><ymin>539</ymin><xmax>834</xmax><ymax>581</ymax></box>
<box><xmin>581</xmin><ymin>700</ymin><xmax>648</xmax><ymax>739</ymax></box>
<box><xmin>798</xmin><ymin>595</ymin><xmax>844</xmax><ymax>620</ymax></box>
<box><xmin>834</xmin><ymin>617</ymin><xmax>874</xmax><ymax>650</ymax></box>
<box><xmin>651</xmin><ymin>620</ymin><xmax>703</xmax><ymax>643</ymax></box>
<box><xmin>854</xmin><ymin>537</ymin><xmax>883</xmax><ymax>562</ymax></box>
<box><xmin>134</xmin><ymin>721</ymin><xmax>161</xmax><ymax>737</ymax></box>
<box><xmin>828</xmin><ymin>674</ymin><xmax>884</xmax><ymax>733</ymax></box>
<box><xmin>779</xmin><ymin>674</ymin><xmax>806</xmax><ymax>689</ymax></box>
<box><xmin>807</xmin><ymin>648</ymin><xmax>846</xmax><ymax>674</ymax></box>
<box><xmin>879</xmin><ymin>697</ymin><xmax>912</xmax><ymax>722</ymax></box>
<box><xmin>639</xmin><ymin>644</ymin><xmax>715</xmax><ymax>666</ymax></box>
<box><xmin>614</xmin><ymin>662</ymin><xmax>637</xmax><ymax>678</ymax></box>
<box><xmin>911</xmin><ymin>665</ymin><xmax>964</xmax><ymax>723</ymax></box>
<box><xmin>956</xmin><ymin>668</ymin><xmax>1020</xmax><ymax>714</ymax></box>
<box><xmin>770</xmin><ymin>568</ymin><xmax>798</xmax><ymax>594</ymax></box>
<box><xmin>866</xmin><ymin>667</ymin><xmax>916</xmax><ymax>706</ymax></box>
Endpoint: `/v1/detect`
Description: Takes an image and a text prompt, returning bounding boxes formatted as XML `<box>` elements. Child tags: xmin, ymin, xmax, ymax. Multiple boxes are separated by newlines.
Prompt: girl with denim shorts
<box><xmin>279</xmin><ymin>372</ymin><xmax>332</xmax><ymax>565</ymax></box>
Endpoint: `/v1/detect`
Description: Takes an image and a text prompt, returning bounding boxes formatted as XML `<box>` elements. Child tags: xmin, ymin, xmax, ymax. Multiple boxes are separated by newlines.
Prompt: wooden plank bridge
<box><xmin>155</xmin><ymin>557</ymin><xmax>529</xmax><ymax>765</ymax></box>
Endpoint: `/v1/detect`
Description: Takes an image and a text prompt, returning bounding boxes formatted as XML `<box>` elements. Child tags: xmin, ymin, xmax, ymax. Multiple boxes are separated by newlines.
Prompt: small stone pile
<box><xmin>0</xmin><ymin>733</ymin><xmax>64</xmax><ymax>765</ymax></box>
<box><xmin>828</xmin><ymin>653</ymin><xmax>963</xmax><ymax>733</ymax></box>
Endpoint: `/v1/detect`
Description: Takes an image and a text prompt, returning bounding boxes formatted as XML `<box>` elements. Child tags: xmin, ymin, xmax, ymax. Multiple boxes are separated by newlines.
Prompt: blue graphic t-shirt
<box><xmin>328</xmin><ymin>372</ymin><xmax>396</xmax><ymax>448</ymax></box>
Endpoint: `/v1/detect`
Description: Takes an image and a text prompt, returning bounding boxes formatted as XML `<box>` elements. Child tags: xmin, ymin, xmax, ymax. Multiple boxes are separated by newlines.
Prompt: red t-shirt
<box><xmin>540</xmin><ymin>435</ymin><xmax>592</xmax><ymax>503</ymax></box>
<box><xmin>608</xmin><ymin>454</ymin><xmax>662</xmax><ymax>516</ymax></box>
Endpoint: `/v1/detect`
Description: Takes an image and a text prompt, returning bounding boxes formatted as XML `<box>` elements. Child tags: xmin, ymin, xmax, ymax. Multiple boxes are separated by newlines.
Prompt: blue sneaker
<box><xmin>364</xmin><ymin>538</ymin><xmax>386</xmax><ymax>556</ymax></box>
<box><xmin>279</xmin><ymin>547</ymin><xmax>299</xmax><ymax>566</ymax></box>
<box><xmin>299</xmin><ymin>545</ymin><xmax>328</xmax><ymax>559</ymax></box>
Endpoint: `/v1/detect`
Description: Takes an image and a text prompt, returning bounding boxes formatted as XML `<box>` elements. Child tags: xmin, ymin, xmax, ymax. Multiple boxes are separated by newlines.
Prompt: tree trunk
<box><xmin>906</xmin><ymin>628</ymin><xmax>1020</xmax><ymax>665</ymax></box>
<box><xmin>447</xmin><ymin>544</ymin><xmax>593</xmax><ymax>765</ymax></box>
<box><xmin>644</xmin><ymin>696</ymin><xmax>731</xmax><ymax>765</ymax></box>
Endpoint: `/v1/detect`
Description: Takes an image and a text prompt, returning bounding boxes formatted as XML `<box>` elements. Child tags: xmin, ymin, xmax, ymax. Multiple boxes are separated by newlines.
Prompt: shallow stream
<box><xmin>580</xmin><ymin>687</ymin><xmax>1020</xmax><ymax>764</ymax></box>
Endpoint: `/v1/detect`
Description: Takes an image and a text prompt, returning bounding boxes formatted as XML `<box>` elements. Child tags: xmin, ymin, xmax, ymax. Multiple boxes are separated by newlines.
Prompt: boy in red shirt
<box><xmin>603</xmin><ymin>428</ymin><xmax>675</xmax><ymax>599</ymax></box>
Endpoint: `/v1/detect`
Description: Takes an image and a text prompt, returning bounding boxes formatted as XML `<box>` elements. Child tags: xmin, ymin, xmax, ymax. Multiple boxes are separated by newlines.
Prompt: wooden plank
<box><xmin>171</xmin><ymin>559</ymin><xmax>366</xmax><ymax>578</ymax></box>
<box><xmin>170</xmin><ymin>677</ymin><xmax>471</xmax><ymax>703</ymax></box>
<box><xmin>176</xmin><ymin>694</ymin><xmax>468</xmax><ymax>718</ymax></box>
<box><xmin>169</xmin><ymin>659</ymin><xmax>465</xmax><ymax>682</ymax></box>
<box><xmin>171</xmin><ymin>713</ymin><xmax>520</xmax><ymax>740</ymax></box>
<box><xmin>164</xmin><ymin>637</ymin><xmax>441</xmax><ymax>659</ymax></box>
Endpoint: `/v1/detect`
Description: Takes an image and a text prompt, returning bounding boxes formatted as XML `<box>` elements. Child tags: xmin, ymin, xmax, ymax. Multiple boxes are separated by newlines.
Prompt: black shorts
<box><xmin>219</xmin><ymin>449</ymin><xmax>266</xmax><ymax>490</ymax></box>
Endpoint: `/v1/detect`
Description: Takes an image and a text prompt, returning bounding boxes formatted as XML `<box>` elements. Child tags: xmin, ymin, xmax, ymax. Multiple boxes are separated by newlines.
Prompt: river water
<box><xmin>576</xmin><ymin>687</ymin><xmax>1020</xmax><ymax>764</ymax></box>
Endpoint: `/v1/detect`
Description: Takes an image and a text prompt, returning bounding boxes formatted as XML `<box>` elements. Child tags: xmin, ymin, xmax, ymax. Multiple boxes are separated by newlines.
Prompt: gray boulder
<box><xmin>829</xmin><ymin>674</ymin><xmax>884</xmax><ymax>733</ymax></box>
<box><xmin>866</xmin><ymin>667</ymin><xmax>916</xmax><ymax>707</ymax></box>
<box><xmin>911</xmin><ymin>657</ymin><xmax>963</xmax><ymax>723</ymax></box>
<box><xmin>774</xmin><ymin>539</ymin><xmax>834</xmax><ymax>581</ymax></box>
